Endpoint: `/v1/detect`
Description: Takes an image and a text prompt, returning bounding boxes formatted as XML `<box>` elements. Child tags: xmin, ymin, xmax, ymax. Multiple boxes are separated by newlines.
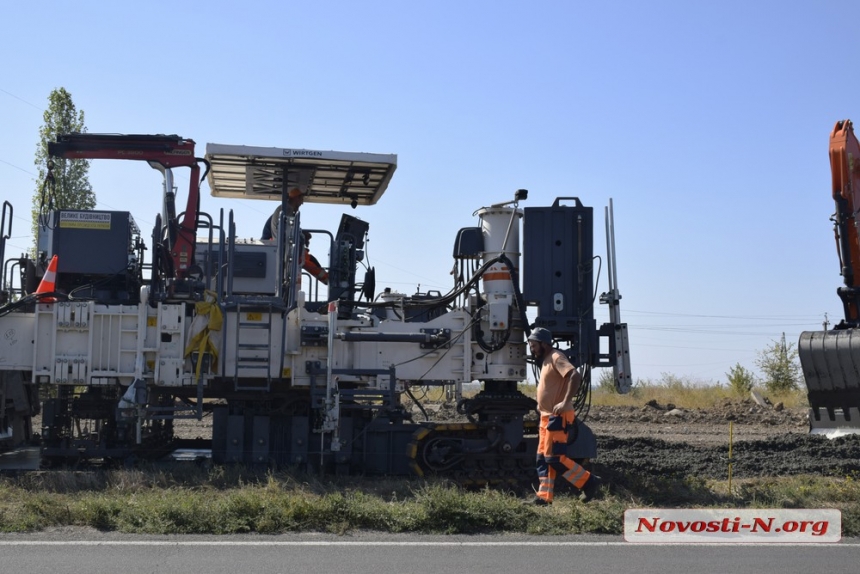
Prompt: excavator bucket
<box><xmin>798</xmin><ymin>330</ymin><xmax>860</xmax><ymax>436</ymax></box>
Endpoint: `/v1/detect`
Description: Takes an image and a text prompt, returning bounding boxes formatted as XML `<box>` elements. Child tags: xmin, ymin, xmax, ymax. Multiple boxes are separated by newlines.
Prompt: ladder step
<box><xmin>234</xmin><ymin>382</ymin><xmax>272</xmax><ymax>391</ymax></box>
<box><xmin>233</xmin><ymin>301</ymin><xmax>275</xmax><ymax>385</ymax></box>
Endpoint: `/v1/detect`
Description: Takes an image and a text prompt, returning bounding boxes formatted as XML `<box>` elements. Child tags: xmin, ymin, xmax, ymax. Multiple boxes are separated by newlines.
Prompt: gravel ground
<box><xmin>409</xmin><ymin>396</ymin><xmax>860</xmax><ymax>481</ymax></box>
<box><xmin>37</xmin><ymin>395</ymin><xmax>860</xmax><ymax>482</ymax></box>
<box><xmin>585</xmin><ymin>399</ymin><xmax>860</xmax><ymax>480</ymax></box>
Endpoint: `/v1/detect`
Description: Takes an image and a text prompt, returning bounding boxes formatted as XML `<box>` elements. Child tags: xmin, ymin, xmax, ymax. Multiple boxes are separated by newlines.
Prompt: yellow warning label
<box><xmin>60</xmin><ymin>221</ymin><xmax>111</xmax><ymax>229</ymax></box>
<box><xmin>59</xmin><ymin>211</ymin><xmax>112</xmax><ymax>230</ymax></box>
<box><xmin>282</xmin><ymin>367</ymin><xmax>292</xmax><ymax>378</ymax></box>
<box><xmin>147</xmin><ymin>317</ymin><xmax>157</xmax><ymax>327</ymax></box>
<box><xmin>247</xmin><ymin>312</ymin><xmax>262</xmax><ymax>321</ymax></box>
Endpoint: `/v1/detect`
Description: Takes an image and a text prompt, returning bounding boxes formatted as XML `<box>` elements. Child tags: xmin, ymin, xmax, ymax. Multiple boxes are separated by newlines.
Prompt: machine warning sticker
<box><xmin>59</xmin><ymin>211</ymin><xmax>111</xmax><ymax>229</ymax></box>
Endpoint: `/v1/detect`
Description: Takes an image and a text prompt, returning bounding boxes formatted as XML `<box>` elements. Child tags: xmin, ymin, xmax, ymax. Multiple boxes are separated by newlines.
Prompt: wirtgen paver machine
<box><xmin>0</xmin><ymin>133</ymin><xmax>630</xmax><ymax>482</ymax></box>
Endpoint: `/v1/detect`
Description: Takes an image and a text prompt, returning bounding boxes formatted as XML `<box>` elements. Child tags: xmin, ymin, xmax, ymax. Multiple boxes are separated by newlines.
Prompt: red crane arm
<box><xmin>48</xmin><ymin>133</ymin><xmax>204</xmax><ymax>279</ymax></box>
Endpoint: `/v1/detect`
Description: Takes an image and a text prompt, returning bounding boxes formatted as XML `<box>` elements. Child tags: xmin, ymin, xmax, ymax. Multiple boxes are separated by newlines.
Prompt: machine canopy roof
<box><xmin>205</xmin><ymin>143</ymin><xmax>397</xmax><ymax>206</ymax></box>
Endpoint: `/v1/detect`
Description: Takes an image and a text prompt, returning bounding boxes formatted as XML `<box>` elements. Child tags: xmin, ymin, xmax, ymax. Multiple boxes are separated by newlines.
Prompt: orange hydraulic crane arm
<box><xmin>829</xmin><ymin>120</ymin><xmax>860</xmax><ymax>324</ymax></box>
<box><xmin>797</xmin><ymin>120</ymin><xmax>860</xmax><ymax>434</ymax></box>
<box><xmin>48</xmin><ymin>133</ymin><xmax>209</xmax><ymax>279</ymax></box>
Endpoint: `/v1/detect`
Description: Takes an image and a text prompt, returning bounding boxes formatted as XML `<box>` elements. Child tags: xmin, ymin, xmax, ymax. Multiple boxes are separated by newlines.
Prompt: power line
<box><xmin>0</xmin><ymin>87</ymin><xmax>42</xmax><ymax>182</ymax></box>
<box><xmin>633</xmin><ymin>341</ymin><xmax>761</xmax><ymax>353</ymax></box>
<box><xmin>0</xmin><ymin>87</ymin><xmax>42</xmax><ymax>111</ymax></box>
<box><xmin>0</xmin><ymin>158</ymin><xmax>36</xmax><ymax>176</ymax></box>
<box><xmin>634</xmin><ymin>327</ymin><xmax>810</xmax><ymax>337</ymax></box>
<box><xmin>635</xmin><ymin>322</ymin><xmax>811</xmax><ymax>328</ymax></box>
<box><xmin>624</xmin><ymin>308</ymin><xmax>822</xmax><ymax>321</ymax></box>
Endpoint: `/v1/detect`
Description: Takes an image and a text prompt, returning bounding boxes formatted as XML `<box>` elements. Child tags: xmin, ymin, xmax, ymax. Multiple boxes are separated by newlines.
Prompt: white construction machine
<box><xmin>0</xmin><ymin>133</ymin><xmax>630</xmax><ymax>483</ymax></box>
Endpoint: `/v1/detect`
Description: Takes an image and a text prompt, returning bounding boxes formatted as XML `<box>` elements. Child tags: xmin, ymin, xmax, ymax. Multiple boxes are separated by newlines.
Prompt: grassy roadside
<box><xmin>0</xmin><ymin>466</ymin><xmax>857</xmax><ymax>536</ymax></box>
<box><xmin>0</xmin><ymin>384</ymin><xmax>849</xmax><ymax>536</ymax></box>
<box><xmin>588</xmin><ymin>383</ymin><xmax>808</xmax><ymax>410</ymax></box>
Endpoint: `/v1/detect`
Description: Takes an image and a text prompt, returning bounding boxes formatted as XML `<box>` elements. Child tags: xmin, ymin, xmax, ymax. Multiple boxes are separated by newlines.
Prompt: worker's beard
<box><xmin>530</xmin><ymin>345</ymin><xmax>546</xmax><ymax>363</ymax></box>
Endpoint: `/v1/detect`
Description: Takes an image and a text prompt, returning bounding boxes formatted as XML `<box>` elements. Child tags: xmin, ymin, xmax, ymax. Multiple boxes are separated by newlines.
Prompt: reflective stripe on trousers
<box><xmin>536</xmin><ymin>411</ymin><xmax>591</xmax><ymax>502</ymax></box>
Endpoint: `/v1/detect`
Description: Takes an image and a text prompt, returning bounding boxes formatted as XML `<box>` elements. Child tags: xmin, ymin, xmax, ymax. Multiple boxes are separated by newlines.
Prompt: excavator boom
<box><xmin>829</xmin><ymin>120</ymin><xmax>860</xmax><ymax>323</ymax></box>
<box><xmin>799</xmin><ymin>120</ymin><xmax>860</xmax><ymax>435</ymax></box>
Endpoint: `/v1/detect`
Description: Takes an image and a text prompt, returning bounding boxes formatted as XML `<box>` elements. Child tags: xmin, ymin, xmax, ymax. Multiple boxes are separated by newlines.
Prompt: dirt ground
<box><xmin>158</xmin><ymin>395</ymin><xmax>860</xmax><ymax>482</ymax></box>
<box><xmin>585</xmin><ymin>399</ymin><xmax>860</xmax><ymax>481</ymax></box>
<box><xmin>408</xmin><ymin>396</ymin><xmax>860</xmax><ymax>481</ymax></box>
<box><xmin>586</xmin><ymin>398</ymin><xmax>810</xmax><ymax>446</ymax></box>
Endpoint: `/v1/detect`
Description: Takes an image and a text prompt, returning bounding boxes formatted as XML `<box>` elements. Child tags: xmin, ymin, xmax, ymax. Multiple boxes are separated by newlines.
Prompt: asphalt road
<box><xmin>0</xmin><ymin>532</ymin><xmax>857</xmax><ymax>574</ymax></box>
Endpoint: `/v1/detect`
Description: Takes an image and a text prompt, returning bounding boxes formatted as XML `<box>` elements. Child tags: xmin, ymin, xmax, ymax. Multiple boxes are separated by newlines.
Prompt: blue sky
<box><xmin>2</xmin><ymin>1</ymin><xmax>856</xmax><ymax>385</ymax></box>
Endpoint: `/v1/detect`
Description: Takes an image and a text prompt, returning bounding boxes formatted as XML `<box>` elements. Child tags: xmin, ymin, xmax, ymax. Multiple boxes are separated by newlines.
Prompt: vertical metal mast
<box><xmin>602</xmin><ymin>199</ymin><xmax>632</xmax><ymax>393</ymax></box>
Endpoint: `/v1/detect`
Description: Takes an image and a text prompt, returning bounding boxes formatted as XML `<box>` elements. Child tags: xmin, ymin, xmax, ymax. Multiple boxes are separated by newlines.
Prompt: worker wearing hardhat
<box><xmin>526</xmin><ymin>327</ymin><xmax>602</xmax><ymax>505</ymax></box>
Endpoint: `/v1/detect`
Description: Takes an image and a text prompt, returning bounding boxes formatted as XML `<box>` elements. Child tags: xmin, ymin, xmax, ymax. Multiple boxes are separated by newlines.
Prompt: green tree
<box><xmin>755</xmin><ymin>333</ymin><xmax>800</xmax><ymax>393</ymax></box>
<box><xmin>31</xmin><ymin>88</ymin><xmax>95</xmax><ymax>249</ymax></box>
<box><xmin>726</xmin><ymin>363</ymin><xmax>755</xmax><ymax>395</ymax></box>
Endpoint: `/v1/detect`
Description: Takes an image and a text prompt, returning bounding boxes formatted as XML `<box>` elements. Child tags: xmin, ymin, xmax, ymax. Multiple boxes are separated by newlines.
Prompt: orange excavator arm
<box><xmin>829</xmin><ymin>120</ymin><xmax>860</xmax><ymax>324</ymax></box>
<box><xmin>48</xmin><ymin>133</ymin><xmax>208</xmax><ymax>280</ymax></box>
<box><xmin>797</xmin><ymin>120</ymin><xmax>860</xmax><ymax>435</ymax></box>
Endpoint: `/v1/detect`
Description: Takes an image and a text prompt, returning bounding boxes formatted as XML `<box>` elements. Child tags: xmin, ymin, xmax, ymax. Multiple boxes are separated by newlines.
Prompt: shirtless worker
<box><xmin>526</xmin><ymin>327</ymin><xmax>602</xmax><ymax>505</ymax></box>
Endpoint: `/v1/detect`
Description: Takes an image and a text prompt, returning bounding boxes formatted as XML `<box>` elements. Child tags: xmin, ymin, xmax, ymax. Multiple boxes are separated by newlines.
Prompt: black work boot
<box><xmin>579</xmin><ymin>474</ymin><xmax>603</xmax><ymax>502</ymax></box>
<box><xmin>523</xmin><ymin>496</ymin><xmax>550</xmax><ymax>506</ymax></box>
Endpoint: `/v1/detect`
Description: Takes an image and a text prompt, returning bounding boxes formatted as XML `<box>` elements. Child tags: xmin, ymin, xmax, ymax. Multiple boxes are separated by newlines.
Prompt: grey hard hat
<box><xmin>528</xmin><ymin>327</ymin><xmax>553</xmax><ymax>344</ymax></box>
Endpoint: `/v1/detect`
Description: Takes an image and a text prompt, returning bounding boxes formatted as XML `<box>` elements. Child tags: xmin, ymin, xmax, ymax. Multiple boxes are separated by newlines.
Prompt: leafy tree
<box><xmin>31</xmin><ymin>88</ymin><xmax>95</xmax><ymax>249</ymax></box>
<box><xmin>726</xmin><ymin>363</ymin><xmax>755</xmax><ymax>395</ymax></box>
<box><xmin>755</xmin><ymin>333</ymin><xmax>800</xmax><ymax>393</ymax></box>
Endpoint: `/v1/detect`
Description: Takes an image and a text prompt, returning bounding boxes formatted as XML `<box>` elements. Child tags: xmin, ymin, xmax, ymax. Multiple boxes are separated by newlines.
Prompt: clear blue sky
<box><xmin>2</xmin><ymin>1</ymin><xmax>856</xmax><ymax>385</ymax></box>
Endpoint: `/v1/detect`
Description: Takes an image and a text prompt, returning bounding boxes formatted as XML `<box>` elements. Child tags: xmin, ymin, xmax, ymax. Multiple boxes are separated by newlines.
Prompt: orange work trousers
<box><xmin>536</xmin><ymin>410</ymin><xmax>591</xmax><ymax>503</ymax></box>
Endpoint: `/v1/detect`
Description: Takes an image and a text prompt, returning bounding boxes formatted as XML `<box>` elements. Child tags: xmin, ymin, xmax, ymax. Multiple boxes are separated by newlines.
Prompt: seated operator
<box><xmin>261</xmin><ymin>187</ymin><xmax>304</xmax><ymax>241</ymax></box>
<box><xmin>302</xmin><ymin>231</ymin><xmax>328</xmax><ymax>285</ymax></box>
<box><xmin>259</xmin><ymin>188</ymin><xmax>328</xmax><ymax>285</ymax></box>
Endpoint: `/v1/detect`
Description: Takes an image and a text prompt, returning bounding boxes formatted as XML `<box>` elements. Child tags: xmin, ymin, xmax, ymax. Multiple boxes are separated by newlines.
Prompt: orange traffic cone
<box><xmin>35</xmin><ymin>255</ymin><xmax>58</xmax><ymax>302</ymax></box>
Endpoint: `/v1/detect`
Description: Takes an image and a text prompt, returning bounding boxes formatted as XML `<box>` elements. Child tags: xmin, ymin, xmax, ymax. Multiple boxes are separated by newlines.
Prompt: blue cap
<box><xmin>528</xmin><ymin>327</ymin><xmax>553</xmax><ymax>344</ymax></box>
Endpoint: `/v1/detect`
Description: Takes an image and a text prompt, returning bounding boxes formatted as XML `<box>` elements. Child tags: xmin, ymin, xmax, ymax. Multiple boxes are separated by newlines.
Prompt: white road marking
<box><xmin>0</xmin><ymin>540</ymin><xmax>853</xmax><ymax>547</ymax></box>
